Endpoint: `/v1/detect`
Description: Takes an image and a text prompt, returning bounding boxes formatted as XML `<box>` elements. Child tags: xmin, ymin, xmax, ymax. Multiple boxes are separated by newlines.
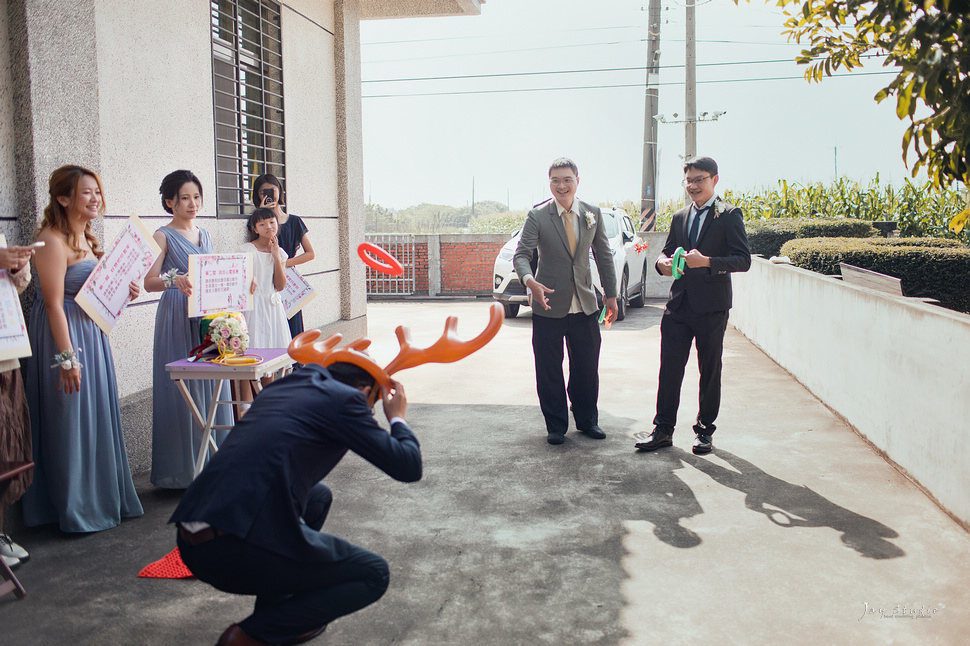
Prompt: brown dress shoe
<box><xmin>280</xmin><ymin>625</ymin><xmax>327</xmax><ymax>645</ymax></box>
<box><xmin>217</xmin><ymin>624</ymin><xmax>269</xmax><ymax>646</ymax></box>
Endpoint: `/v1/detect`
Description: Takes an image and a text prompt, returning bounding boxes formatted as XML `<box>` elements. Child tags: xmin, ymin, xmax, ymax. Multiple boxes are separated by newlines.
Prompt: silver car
<box><xmin>492</xmin><ymin>206</ymin><xmax>649</xmax><ymax>320</ymax></box>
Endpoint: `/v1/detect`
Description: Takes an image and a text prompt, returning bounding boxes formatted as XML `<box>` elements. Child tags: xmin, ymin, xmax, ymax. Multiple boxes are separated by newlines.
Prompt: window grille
<box><xmin>210</xmin><ymin>0</ymin><xmax>286</xmax><ymax>217</ymax></box>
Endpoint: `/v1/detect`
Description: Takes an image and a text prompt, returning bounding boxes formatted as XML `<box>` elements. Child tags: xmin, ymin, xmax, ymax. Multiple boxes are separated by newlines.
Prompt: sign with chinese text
<box><xmin>75</xmin><ymin>214</ymin><xmax>161</xmax><ymax>335</ymax></box>
<box><xmin>280</xmin><ymin>266</ymin><xmax>316</xmax><ymax>319</ymax></box>
<box><xmin>187</xmin><ymin>253</ymin><xmax>253</xmax><ymax>317</ymax></box>
<box><xmin>0</xmin><ymin>234</ymin><xmax>32</xmax><ymax>361</ymax></box>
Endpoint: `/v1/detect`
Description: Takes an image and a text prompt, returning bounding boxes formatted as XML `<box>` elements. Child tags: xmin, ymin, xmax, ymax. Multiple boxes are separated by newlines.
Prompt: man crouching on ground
<box><xmin>170</xmin><ymin>361</ymin><xmax>420</xmax><ymax>646</ymax></box>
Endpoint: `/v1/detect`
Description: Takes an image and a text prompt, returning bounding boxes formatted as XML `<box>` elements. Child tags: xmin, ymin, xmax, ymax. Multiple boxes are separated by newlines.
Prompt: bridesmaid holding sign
<box><xmin>144</xmin><ymin>170</ymin><xmax>232</xmax><ymax>489</ymax></box>
<box><xmin>23</xmin><ymin>165</ymin><xmax>143</xmax><ymax>532</ymax></box>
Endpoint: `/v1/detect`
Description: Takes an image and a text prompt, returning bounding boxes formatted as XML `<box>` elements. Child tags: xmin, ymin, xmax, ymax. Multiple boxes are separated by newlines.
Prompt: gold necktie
<box><xmin>562</xmin><ymin>210</ymin><xmax>577</xmax><ymax>255</ymax></box>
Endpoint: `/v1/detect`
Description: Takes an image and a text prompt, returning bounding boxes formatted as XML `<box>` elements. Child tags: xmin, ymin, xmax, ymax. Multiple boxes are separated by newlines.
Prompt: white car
<box><xmin>492</xmin><ymin>206</ymin><xmax>649</xmax><ymax>320</ymax></box>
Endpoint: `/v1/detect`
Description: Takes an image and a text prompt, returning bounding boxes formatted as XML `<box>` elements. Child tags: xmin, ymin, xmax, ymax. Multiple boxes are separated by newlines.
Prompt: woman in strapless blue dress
<box><xmin>144</xmin><ymin>170</ymin><xmax>232</xmax><ymax>488</ymax></box>
<box><xmin>22</xmin><ymin>165</ymin><xmax>143</xmax><ymax>533</ymax></box>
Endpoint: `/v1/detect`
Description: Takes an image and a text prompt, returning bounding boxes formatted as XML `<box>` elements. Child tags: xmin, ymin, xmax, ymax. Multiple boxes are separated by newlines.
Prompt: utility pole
<box><xmin>685</xmin><ymin>0</ymin><xmax>697</xmax><ymax>161</ymax></box>
<box><xmin>640</xmin><ymin>0</ymin><xmax>662</xmax><ymax>231</ymax></box>
<box><xmin>471</xmin><ymin>176</ymin><xmax>475</xmax><ymax>218</ymax></box>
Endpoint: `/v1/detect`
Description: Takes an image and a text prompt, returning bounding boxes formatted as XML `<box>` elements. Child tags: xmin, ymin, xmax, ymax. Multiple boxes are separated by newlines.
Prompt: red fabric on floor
<box><xmin>137</xmin><ymin>547</ymin><xmax>194</xmax><ymax>579</ymax></box>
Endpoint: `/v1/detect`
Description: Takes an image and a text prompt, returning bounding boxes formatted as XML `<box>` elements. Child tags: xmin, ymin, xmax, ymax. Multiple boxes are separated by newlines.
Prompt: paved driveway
<box><xmin>2</xmin><ymin>300</ymin><xmax>966</xmax><ymax>645</ymax></box>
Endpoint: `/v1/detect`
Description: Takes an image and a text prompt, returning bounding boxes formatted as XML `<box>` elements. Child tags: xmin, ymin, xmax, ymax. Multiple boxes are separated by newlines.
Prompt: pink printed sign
<box><xmin>280</xmin><ymin>266</ymin><xmax>316</xmax><ymax>319</ymax></box>
<box><xmin>187</xmin><ymin>253</ymin><xmax>253</xmax><ymax>317</ymax></box>
<box><xmin>76</xmin><ymin>215</ymin><xmax>161</xmax><ymax>335</ymax></box>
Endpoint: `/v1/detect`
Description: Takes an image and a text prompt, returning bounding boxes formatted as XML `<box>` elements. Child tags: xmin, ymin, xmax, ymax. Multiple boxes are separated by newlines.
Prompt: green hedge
<box><xmin>746</xmin><ymin>217</ymin><xmax>876</xmax><ymax>257</ymax></box>
<box><xmin>780</xmin><ymin>237</ymin><xmax>970</xmax><ymax>313</ymax></box>
<box><xmin>864</xmin><ymin>237</ymin><xmax>964</xmax><ymax>249</ymax></box>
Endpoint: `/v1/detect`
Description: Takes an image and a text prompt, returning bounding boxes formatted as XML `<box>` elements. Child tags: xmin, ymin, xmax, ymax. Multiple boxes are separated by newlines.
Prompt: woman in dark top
<box><xmin>251</xmin><ymin>174</ymin><xmax>315</xmax><ymax>337</ymax></box>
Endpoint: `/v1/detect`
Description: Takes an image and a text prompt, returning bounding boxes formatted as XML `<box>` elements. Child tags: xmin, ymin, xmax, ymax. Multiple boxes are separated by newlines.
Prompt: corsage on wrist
<box><xmin>162</xmin><ymin>268</ymin><xmax>181</xmax><ymax>288</ymax></box>
<box><xmin>51</xmin><ymin>348</ymin><xmax>82</xmax><ymax>371</ymax></box>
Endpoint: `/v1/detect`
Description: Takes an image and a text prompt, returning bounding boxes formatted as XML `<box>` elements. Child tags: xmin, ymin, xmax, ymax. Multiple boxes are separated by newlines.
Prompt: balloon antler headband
<box><xmin>288</xmin><ymin>302</ymin><xmax>505</xmax><ymax>399</ymax></box>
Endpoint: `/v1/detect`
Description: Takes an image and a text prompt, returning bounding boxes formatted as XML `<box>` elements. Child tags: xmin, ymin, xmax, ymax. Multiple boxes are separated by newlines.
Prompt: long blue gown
<box><xmin>150</xmin><ymin>227</ymin><xmax>233</xmax><ymax>488</ymax></box>
<box><xmin>23</xmin><ymin>260</ymin><xmax>144</xmax><ymax>532</ymax></box>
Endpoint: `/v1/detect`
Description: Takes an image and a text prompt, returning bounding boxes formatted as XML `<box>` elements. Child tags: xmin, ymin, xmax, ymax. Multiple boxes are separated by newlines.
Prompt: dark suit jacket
<box><xmin>169</xmin><ymin>364</ymin><xmax>422</xmax><ymax>563</ymax></box>
<box><xmin>512</xmin><ymin>199</ymin><xmax>618</xmax><ymax>318</ymax></box>
<box><xmin>658</xmin><ymin>198</ymin><xmax>751</xmax><ymax>313</ymax></box>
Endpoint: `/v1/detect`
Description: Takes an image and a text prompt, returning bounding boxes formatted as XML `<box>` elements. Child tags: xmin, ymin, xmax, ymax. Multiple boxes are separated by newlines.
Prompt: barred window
<box><xmin>210</xmin><ymin>0</ymin><xmax>286</xmax><ymax>217</ymax></box>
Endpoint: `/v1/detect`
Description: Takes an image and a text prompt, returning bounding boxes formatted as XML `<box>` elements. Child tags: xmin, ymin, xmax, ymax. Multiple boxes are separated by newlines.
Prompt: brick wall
<box><xmin>365</xmin><ymin>233</ymin><xmax>511</xmax><ymax>297</ymax></box>
<box><xmin>413</xmin><ymin>241</ymin><xmax>429</xmax><ymax>294</ymax></box>
<box><xmin>440</xmin><ymin>237</ymin><xmax>508</xmax><ymax>295</ymax></box>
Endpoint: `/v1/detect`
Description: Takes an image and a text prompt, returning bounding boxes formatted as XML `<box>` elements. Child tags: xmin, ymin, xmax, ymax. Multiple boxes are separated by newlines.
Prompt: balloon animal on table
<box><xmin>288</xmin><ymin>302</ymin><xmax>505</xmax><ymax>404</ymax></box>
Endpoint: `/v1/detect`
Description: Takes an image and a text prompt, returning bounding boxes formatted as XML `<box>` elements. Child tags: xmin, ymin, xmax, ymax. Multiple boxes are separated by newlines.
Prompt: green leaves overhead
<box><xmin>763</xmin><ymin>0</ymin><xmax>970</xmax><ymax>193</ymax></box>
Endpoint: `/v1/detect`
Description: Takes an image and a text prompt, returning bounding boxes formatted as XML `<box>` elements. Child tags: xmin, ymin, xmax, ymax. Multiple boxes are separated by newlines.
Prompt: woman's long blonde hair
<box><xmin>39</xmin><ymin>165</ymin><xmax>104</xmax><ymax>259</ymax></box>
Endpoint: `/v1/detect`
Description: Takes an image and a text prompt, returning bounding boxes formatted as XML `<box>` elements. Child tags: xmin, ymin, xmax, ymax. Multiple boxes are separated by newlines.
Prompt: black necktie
<box><xmin>689</xmin><ymin>205</ymin><xmax>707</xmax><ymax>249</ymax></box>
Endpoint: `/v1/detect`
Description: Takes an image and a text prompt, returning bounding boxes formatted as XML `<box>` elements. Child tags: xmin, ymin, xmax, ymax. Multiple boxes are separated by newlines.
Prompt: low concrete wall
<box><xmin>731</xmin><ymin>258</ymin><xmax>970</xmax><ymax>528</ymax></box>
<box><xmin>639</xmin><ymin>231</ymin><xmax>674</xmax><ymax>298</ymax></box>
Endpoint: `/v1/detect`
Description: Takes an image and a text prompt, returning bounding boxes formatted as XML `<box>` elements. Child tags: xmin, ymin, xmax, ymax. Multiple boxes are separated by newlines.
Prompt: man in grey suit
<box><xmin>513</xmin><ymin>158</ymin><xmax>618</xmax><ymax>445</ymax></box>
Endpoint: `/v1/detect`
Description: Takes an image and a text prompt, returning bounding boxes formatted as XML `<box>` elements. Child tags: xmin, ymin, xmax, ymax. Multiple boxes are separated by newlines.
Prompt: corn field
<box><xmin>717</xmin><ymin>177</ymin><xmax>969</xmax><ymax>243</ymax></box>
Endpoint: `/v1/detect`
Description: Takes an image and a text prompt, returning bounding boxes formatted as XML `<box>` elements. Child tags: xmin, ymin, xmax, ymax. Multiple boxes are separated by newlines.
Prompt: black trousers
<box><xmin>532</xmin><ymin>311</ymin><xmax>601</xmax><ymax>434</ymax></box>
<box><xmin>177</xmin><ymin>483</ymin><xmax>389</xmax><ymax>644</ymax></box>
<box><xmin>653</xmin><ymin>305</ymin><xmax>729</xmax><ymax>435</ymax></box>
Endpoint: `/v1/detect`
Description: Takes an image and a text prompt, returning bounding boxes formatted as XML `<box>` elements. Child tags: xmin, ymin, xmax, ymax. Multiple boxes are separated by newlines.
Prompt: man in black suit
<box><xmin>635</xmin><ymin>156</ymin><xmax>750</xmax><ymax>455</ymax></box>
<box><xmin>513</xmin><ymin>158</ymin><xmax>618</xmax><ymax>445</ymax></box>
<box><xmin>170</xmin><ymin>363</ymin><xmax>420</xmax><ymax>646</ymax></box>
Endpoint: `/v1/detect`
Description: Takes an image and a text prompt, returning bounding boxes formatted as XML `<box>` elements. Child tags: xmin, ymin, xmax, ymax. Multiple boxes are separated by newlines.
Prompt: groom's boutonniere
<box><xmin>713</xmin><ymin>197</ymin><xmax>726</xmax><ymax>218</ymax></box>
<box><xmin>584</xmin><ymin>212</ymin><xmax>595</xmax><ymax>229</ymax></box>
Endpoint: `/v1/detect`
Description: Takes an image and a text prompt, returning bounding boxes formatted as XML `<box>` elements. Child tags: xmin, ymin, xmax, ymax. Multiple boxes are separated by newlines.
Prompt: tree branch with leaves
<box><xmin>767</xmin><ymin>0</ymin><xmax>970</xmax><ymax>233</ymax></box>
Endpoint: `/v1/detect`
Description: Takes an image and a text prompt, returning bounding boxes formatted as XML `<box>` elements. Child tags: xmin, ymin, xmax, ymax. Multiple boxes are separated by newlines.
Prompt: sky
<box><xmin>360</xmin><ymin>0</ymin><xmax>916</xmax><ymax>212</ymax></box>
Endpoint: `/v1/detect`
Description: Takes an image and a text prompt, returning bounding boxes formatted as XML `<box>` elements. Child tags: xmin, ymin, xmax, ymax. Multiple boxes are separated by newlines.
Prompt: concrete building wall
<box><xmin>92</xmin><ymin>0</ymin><xmax>218</xmax><ymax>396</ymax></box>
<box><xmin>360</xmin><ymin>0</ymin><xmax>484</xmax><ymax>19</ymax></box>
<box><xmin>730</xmin><ymin>258</ymin><xmax>970</xmax><ymax>528</ymax></box>
<box><xmin>8</xmin><ymin>0</ymin><xmax>103</xmax><ymax>243</ymax></box>
<box><xmin>280</xmin><ymin>0</ymin><xmax>343</xmax><ymax>331</ymax></box>
<box><xmin>94</xmin><ymin>0</ymin><xmax>215</xmax><ymax>216</ymax></box>
<box><xmin>334</xmin><ymin>0</ymin><xmax>367</xmax><ymax>333</ymax></box>
<box><xmin>0</xmin><ymin>3</ymin><xmax>16</xmax><ymax>243</ymax></box>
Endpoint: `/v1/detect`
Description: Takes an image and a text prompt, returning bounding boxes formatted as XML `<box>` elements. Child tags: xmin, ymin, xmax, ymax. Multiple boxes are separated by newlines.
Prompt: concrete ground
<box><xmin>1</xmin><ymin>300</ymin><xmax>967</xmax><ymax>645</ymax></box>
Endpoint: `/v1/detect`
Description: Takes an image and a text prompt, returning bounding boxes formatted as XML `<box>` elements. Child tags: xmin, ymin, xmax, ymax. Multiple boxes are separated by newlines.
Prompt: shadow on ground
<box><xmin>1</xmin><ymin>400</ymin><xmax>903</xmax><ymax>645</ymax></box>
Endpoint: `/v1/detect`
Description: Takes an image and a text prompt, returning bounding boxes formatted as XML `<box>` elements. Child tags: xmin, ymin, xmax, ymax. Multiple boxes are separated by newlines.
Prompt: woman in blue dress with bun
<box><xmin>144</xmin><ymin>170</ymin><xmax>233</xmax><ymax>488</ymax></box>
<box><xmin>23</xmin><ymin>165</ymin><xmax>143</xmax><ymax>533</ymax></box>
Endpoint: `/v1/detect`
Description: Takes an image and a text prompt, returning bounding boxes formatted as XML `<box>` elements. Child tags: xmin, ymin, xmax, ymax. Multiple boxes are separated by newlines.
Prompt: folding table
<box><xmin>166</xmin><ymin>348</ymin><xmax>295</xmax><ymax>478</ymax></box>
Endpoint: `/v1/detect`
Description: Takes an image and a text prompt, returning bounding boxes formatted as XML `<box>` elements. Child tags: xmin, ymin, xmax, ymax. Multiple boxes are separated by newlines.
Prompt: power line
<box><xmin>361</xmin><ymin>70</ymin><xmax>899</xmax><ymax>99</ymax></box>
<box><xmin>362</xmin><ymin>54</ymin><xmax>889</xmax><ymax>84</ymax></box>
<box><xmin>361</xmin><ymin>24</ymin><xmax>644</xmax><ymax>46</ymax></box>
<box><xmin>360</xmin><ymin>24</ymin><xmax>793</xmax><ymax>48</ymax></box>
<box><xmin>362</xmin><ymin>37</ymin><xmax>804</xmax><ymax>65</ymax></box>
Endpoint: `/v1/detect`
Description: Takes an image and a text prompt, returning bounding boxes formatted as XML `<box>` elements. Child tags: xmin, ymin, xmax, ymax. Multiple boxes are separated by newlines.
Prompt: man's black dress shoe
<box><xmin>547</xmin><ymin>432</ymin><xmax>566</xmax><ymax>445</ymax></box>
<box><xmin>634</xmin><ymin>430</ymin><xmax>673</xmax><ymax>451</ymax></box>
<box><xmin>692</xmin><ymin>433</ymin><xmax>713</xmax><ymax>455</ymax></box>
<box><xmin>578</xmin><ymin>425</ymin><xmax>606</xmax><ymax>439</ymax></box>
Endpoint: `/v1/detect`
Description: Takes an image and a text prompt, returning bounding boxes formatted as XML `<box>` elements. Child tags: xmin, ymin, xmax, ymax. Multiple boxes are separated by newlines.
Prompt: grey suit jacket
<box><xmin>513</xmin><ymin>199</ymin><xmax>618</xmax><ymax>319</ymax></box>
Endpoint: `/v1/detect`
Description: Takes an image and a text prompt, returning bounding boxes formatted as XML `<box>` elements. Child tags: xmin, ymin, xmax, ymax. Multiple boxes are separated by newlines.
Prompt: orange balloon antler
<box><xmin>384</xmin><ymin>302</ymin><xmax>504</xmax><ymax>376</ymax></box>
<box><xmin>288</xmin><ymin>330</ymin><xmax>392</xmax><ymax>392</ymax></box>
<box><xmin>287</xmin><ymin>302</ymin><xmax>505</xmax><ymax>391</ymax></box>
